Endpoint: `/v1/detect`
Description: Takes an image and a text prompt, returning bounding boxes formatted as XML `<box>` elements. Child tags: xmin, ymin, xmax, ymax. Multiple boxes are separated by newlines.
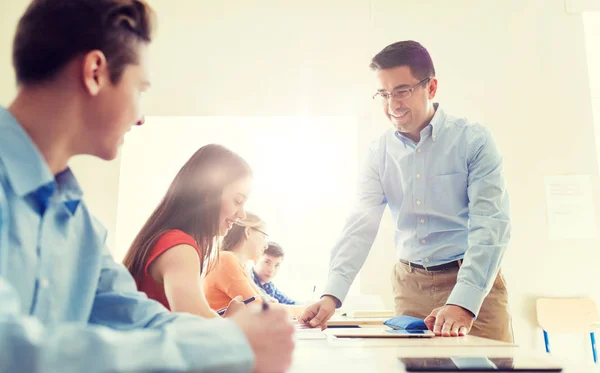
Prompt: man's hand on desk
<box><xmin>231</xmin><ymin>304</ymin><xmax>295</xmax><ymax>373</ymax></box>
<box><xmin>298</xmin><ymin>295</ymin><xmax>338</xmax><ymax>330</ymax></box>
<box><xmin>424</xmin><ymin>304</ymin><xmax>475</xmax><ymax>337</ymax></box>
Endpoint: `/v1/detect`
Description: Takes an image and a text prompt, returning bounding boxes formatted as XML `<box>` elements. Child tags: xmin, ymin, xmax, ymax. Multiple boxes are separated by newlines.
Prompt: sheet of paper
<box><xmin>544</xmin><ymin>175</ymin><xmax>596</xmax><ymax>239</ymax></box>
<box><xmin>294</xmin><ymin>325</ymin><xmax>327</xmax><ymax>340</ymax></box>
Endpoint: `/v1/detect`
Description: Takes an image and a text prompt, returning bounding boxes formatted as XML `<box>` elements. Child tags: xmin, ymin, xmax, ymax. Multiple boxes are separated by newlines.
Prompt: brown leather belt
<box><xmin>400</xmin><ymin>259</ymin><xmax>462</xmax><ymax>272</ymax></box>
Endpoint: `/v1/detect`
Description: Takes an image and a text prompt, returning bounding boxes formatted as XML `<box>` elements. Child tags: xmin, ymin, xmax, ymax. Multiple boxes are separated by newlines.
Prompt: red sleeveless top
<box><xmin>136</xmin><ymin>229</ymin><xmax>201</xmax><ymax>310</ymax></box>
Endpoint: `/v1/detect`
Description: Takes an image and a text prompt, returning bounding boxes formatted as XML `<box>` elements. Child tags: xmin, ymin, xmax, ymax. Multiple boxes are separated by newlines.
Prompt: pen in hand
<box><xmin>217</xmin><ymin>296</ymin><xmax>257</xmax><ymax>316</ymax></box>
<box><xmin>260</xmin><ymin>295</ymin><xmax>270</xmax><ymax>311</ymax></box>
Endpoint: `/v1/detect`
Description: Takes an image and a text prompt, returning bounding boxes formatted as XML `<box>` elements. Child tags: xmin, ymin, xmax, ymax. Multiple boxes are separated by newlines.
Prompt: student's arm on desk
<box><xmin>90</xmin><ymin>244</ymin><xmax>294</xmax><ymax>373</ymax></box>
<box><xmin>219</xmin><ymin>253</ymin><xmax>262</xmax><ymax>305</ymax></box>
<box><xmin>0</xmin><ymin>196</ymin><xmax>254</xmax><ymax>372</ymax></box>
<box><xmin>248</xmin><ymin>277</ymin><xmax>276</xmax><ymax>303</ymax></box>
<box><xmin>269</xmin><ymin>284</ymin><xmax>296</xmax><ymax>305</ymax></box>
<box><xmin>148</xmin><ymin>243</ymin><xmax>219</xmax><ymax>318</ymax></box>
<box><xmin>300</xmin><ymin>146</ymin><xmax>387</xmax><ymax>329</ymax></box>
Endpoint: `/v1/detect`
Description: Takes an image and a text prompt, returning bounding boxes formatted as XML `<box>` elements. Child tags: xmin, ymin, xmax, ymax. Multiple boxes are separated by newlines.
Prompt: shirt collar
<box><xmin>395</xmin><ymin>103</ymin><xmax>446</xmax><ymax>144</ymax></box>
<box><xmin>0</xmin><ymin>106</ymin><xmax>82</xmax><ymax>215</ymax></box>
<box><xmin>252</xmin><ymin>269</ymin><xmax>271</xmax><ymax>287</ymax></box>
<box><xmin>55</xmin><ymin>168</ymin><xmax>83</xmax><ymax>215</ymax></box>
<box><xmin>251</xmin><ymin>269</ymin><xmax>260</xmax><ymax>284</ymax></box>
<box><xmin>429</xmin><ymin>103</ymin><xmax>446</xmax><ymax>141</ymax></box>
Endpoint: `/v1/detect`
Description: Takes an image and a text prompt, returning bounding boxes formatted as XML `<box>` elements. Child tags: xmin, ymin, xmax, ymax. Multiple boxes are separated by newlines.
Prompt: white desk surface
<box><xmin>323</xmin><ymin>330</ymin><xmax>517</xmax><ymax>347</ymax></box>
<box><xmin>326</xmin><ymin>316</ymin><xmax>389</xmax><ymax>327</ymax></box>
<box><xmin>290</xmin><ymin>334</ymin><xmax>587</xmax><ymax>373</ymax></box>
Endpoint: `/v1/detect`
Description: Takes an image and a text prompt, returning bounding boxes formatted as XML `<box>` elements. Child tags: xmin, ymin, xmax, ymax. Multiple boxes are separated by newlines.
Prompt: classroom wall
<box><xmin>1</xmin><ymin>0</ymin><xmax>599</xmax><ymax>359</ymax></box>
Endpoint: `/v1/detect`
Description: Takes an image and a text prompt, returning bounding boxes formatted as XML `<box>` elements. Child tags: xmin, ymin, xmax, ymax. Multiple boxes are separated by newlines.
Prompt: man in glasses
<box><xmin>300</xmin><ymin>41</ymin><xmax>511</xmax><ymax>342</ymax></box>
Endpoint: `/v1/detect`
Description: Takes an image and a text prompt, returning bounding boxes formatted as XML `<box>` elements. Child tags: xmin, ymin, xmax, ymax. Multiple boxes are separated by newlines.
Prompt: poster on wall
<box><xmin>544</xmin><ymin>175</ymin><xmax>597</xmax><ymax>240</ymax></box>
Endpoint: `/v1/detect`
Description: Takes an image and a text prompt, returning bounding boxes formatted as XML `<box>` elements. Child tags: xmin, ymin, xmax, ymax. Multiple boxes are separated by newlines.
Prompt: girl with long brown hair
<box><xmin>123</xmin><ymin>144</ymin><xmax>252</xmax><ymax>318</ymax></box>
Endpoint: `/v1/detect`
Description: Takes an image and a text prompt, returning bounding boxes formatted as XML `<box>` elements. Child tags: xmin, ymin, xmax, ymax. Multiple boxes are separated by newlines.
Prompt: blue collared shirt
<box><xmin>250</xmin><ymin>269</ymin><xmax>296</xmax><ymax>305</ymax></box>
<box><xmin>0</xmin><ymin>107</ymin><xmax>253</xmax><ymax>373</ymax></box>
<box><xmin>324</xmin><ymin>104</ymin><xmax>510</xmax><ymax>316</ymax></box>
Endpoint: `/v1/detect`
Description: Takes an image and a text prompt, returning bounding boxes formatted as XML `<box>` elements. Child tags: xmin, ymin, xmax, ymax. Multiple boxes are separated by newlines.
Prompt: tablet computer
<box><xmin>400</xmin><ymin>357</ymin><xmax>562</xmax><ymax>372</ymax></box>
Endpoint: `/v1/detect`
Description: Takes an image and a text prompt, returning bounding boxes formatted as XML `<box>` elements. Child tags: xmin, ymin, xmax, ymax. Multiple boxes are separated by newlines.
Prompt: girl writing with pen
<box><xmin>123</xmin><ymin>144</ymin><xmax>252</xmax><ymax>318</ymax></box>
<box><xmin>203</xmin><ymin>212</ymin><xmax>278</xmax><ymax>311</ymax></box>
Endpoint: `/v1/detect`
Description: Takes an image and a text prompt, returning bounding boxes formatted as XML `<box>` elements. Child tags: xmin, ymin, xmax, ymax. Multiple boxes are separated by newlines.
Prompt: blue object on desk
<box><xmin>386</xmin><ymin>329</ymin><xmax>428</xmax><ymax>335</ymax></box>
<box><xmin>384</xmin><ymin>315</ymin><xmax>428</xmax><ymax>331</ymax></box>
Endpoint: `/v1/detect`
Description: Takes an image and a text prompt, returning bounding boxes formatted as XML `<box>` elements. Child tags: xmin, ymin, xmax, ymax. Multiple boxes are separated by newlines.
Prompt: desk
<box><xmin>290</xmin><ymin>335</ymin><xmax>583</xmax><ymax>372</ymax></box>
<box><xmin>326</xmin><ymin>316</ymin><xmax>389</xmax><ymax>327</ymax></box>
<box><xmin>322</xmin><ymin>332</ymin><xmax>517</xmax><ymax>348</ymax></box>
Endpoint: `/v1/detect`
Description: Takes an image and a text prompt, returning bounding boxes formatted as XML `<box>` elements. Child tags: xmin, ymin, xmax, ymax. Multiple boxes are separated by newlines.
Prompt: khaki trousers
<box><xmin>391</xmin><ymin>261</ymin><xmax>513</xmax><ymax>342</ymax></box>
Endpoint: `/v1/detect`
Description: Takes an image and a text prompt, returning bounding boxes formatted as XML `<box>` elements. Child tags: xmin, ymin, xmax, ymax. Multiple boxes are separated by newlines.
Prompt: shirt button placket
<box><xmin>415</xmin><ymin>145</ymin><xmax>427</xmax><ymax>242</ymax></box>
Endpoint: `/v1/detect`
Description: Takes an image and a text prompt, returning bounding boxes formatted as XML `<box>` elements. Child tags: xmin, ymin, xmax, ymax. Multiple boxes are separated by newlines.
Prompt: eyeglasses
<box><xmin>251</xmin><ymin>228</ymin><xmax>269</xmax><ymax>237</ymax></box>
<box><xmin>252</xmin><ymin>227</ymin><xmax>269</xmax><ymax>238</ymax></box>
<box><xmin>372</xmin><ymin>77</ymin><xmax>431</xmax><ymax>101</ymax></box>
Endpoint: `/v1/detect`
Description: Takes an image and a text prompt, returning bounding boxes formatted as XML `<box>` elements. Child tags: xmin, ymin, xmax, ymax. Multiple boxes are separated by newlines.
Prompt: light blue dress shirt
<box><xmin>324</xmin><ymin>104</ymin><xmax>511</xmax><ymax>316</ymax></box>
<box><xmin>0</xmin><ymin>107</ymin><xmax>254</xmax><ymax>373</ymax></box>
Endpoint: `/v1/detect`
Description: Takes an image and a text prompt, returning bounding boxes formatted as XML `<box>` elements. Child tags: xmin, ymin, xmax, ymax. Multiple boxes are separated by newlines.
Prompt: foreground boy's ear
<box><xmin>82</xmin><ymin>50</ymin><xmax>108</xmax><ymax>96</ymax></box>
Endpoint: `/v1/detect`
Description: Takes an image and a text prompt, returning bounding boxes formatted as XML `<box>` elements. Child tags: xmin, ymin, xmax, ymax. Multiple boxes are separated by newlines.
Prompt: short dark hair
<box><xmin>369</xmin><ymin>40</ymin><xmax>435</xmax><ymax>80</ymax></box>
<box><xmin>13</xmin><ymin>0</ymin><xmax>155</xmax><ymax>85</ymax></box>
<box><xmin>264</xmin><ymin>242</ymin><xmax>284</xmax><ymax>258</ymax></box>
